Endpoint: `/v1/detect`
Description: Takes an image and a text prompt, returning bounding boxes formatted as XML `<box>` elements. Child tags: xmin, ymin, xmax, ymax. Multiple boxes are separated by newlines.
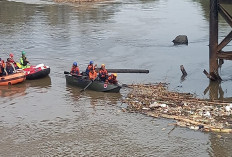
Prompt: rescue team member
<box><xmin>5</xmin><ymin>58</ymin><xmax>16</xmax><ymax>75</ymax></box>
<box><xmin>20</xmin><ymin>51</ymin><xmax>30</xmax><ymax>69</ymax></box>
<box><xmin>9</xmin><ymin>53</ymin><xmax>18</xmax><ymax>69</ymax></box>
<box><xmin>0</xmin><ymin>58</ymin><xmax>6</xmax><ymax>76</ymax></box>
<box><xmin>89</xmin><ymin>69</ymin><xmax>97</xmax><ymax>81</ymax></box>
<box><xmin>70</xmin><ymin>62</ymin><xmax>80</xmax><ymax>75</ymax></box>
<box><xmin>99</xmin><ymin>64</ymin><xmax>108</xmax><ymax>82</ymax></box>
<box><xmin>108</xmin><ymin>73</ymin><xmax>118</xmax><ymax>84</ymax></box>
<box><xmin>86</xmin><ymin>61</ymin><xmax>97</xmax><ymax>76</ymax></box>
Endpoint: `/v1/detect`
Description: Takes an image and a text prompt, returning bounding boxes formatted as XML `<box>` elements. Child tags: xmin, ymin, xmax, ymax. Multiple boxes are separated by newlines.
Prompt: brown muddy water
<box><xmin>0</xmin><ymin>0</ymin><xmax>232</xmax><ymax>156</ymax></box>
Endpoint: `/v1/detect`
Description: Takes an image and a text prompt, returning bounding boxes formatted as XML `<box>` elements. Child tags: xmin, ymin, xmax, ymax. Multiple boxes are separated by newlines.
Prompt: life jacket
<box><xmin>20</xmin><ymin>57</ymin><xmax>30</xmax><ymax>69</ymax></box>
<box><xmin>108</xmin><ymin>74</ymin><xmax>118</xmax><ymax>84</ymax></box>
<box><xmin>86</xmin><ymin>64</ymin><xmax>96</xmax><ymax>75</ymax></box>
<box><xmin>70</xmin><ymin>66</ymin><xmax>80</xmax><ymax>75</ymax></box>
<box><xmin>9</xmin><ymin>58</ymin><xmax>18</xmax><ymax>68</ymax></box>
<box><xmin>89</xmin><ymin>70</ymin><xmax>97</xmax><ymax>80</ymax></box>
<box><xmin>99</xmin><ymin>68</ymin><xmax>108</xmax><ymax>82</ymax></box>
<box><xmin>6</xmin><ymin>61</ymin><xmax>14</xmax><ymax>74</ymax></box>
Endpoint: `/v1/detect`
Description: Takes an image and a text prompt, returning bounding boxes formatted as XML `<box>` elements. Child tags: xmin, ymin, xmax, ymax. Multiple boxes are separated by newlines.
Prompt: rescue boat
<box><xmin>0</xmin><ymin>71</ymin><xmax>26</xmax><ymax>86</ymax></box>
<box><xmin>65</xmin><ymin>73</ymin><xmax>121</xmax><ymax>93</ymax></box>
<box><xmin>23</xmin><ymin>64</ymin><xmax>50</xmax><ymax>80</ymax></box>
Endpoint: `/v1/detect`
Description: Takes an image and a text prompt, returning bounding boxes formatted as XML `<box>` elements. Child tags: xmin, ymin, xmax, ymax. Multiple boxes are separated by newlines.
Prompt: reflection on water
<box><xmin>0</xmin><ymin>83</ymin><xmax>28</xmax><ymax>98</ymax></box>
<box><xmin>65</xmin><ymin>83</ymin><xmax>122</xmax><ymax>106</ymax></box>
<box><xmin>26</xmin><ymin>76</ymin><xmax>52</xmax><ymax>88</ymax></box>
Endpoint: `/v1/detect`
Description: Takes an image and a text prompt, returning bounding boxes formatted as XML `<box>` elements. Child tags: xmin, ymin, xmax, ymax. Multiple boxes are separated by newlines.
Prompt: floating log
<box><xmin>96</xmin><ymin>68</ymin><xmax>149</xmax><ymax>73</ymax></box>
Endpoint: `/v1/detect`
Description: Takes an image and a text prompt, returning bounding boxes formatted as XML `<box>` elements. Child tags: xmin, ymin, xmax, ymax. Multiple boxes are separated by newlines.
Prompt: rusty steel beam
<box><xmin>219</xmin><ymin>0</ymin><xmax>232</xmax><ymax>4</ymax></box>
<box><xmin>218</xmin><ymin>4</ymin><xmax>232</xmax><ymax>27</ymax></box>
<box><xmin>217</xmin><ymin>30</ymin><xmax>232</xmax><ymax>51</ymax></box>
<box><xmin>217</xmin><ymin>51</ymin><xmax>232</xmax><ymax>60</ymax></box>
<box><xmin>209</xmin><ymin>0</ymin><xmax>219</xmax><ymax>75</ymax></box>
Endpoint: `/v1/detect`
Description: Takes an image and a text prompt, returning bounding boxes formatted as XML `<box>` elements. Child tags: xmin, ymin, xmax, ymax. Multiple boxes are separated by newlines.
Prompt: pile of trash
<box><xmin>123</xmin><ymin>83</ymin><xmax>232</xmax><ymax>133</ymax></box>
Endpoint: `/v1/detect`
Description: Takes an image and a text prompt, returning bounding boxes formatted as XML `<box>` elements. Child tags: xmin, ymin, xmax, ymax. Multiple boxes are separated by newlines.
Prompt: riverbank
<box><xmin>123</xmin><ymin>83</ymin><xmax>232</xmax><ymax>133</ymax></box>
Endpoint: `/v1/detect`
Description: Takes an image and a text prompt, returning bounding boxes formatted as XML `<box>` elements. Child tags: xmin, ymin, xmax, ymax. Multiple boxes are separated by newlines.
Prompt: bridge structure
<box><xmin>209</xmin><ymin>0</ymin><xmax>232</xmax><ymax>80</ymax></box>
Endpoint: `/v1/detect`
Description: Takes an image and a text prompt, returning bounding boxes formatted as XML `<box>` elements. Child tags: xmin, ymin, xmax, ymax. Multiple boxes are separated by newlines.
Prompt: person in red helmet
<box><xmin>9</xmin><ymin>53</ymin><xmax>18</xmax><ymax>69</ymax></box>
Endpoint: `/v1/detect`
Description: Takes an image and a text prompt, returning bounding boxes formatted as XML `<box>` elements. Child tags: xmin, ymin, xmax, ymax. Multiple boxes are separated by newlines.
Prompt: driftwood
<box><xmin>124</xmin><ymin>83</ymin><xmax>232</xmax><ymax>133</ymax></box>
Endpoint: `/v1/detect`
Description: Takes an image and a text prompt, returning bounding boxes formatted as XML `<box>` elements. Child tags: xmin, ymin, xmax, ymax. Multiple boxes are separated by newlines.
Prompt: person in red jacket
<box><xmin>9</xmin><ymin>53</ymin><xmax>19</xmax><ymax>69</ymax></box>
<box><xmin>86</xmin><ymin>61</ymin><xmax>97</xmax><ymax>76</ymax></box>
<box><xmin>70</xmin><ymin>62</ymin><xmax>80</xmax><ymax>76</ymax></box>
<box><xmin>99</xmin><ymin>64</ymin><xmax>108</xmax><ymax>82</ymax></box>
<box><xmin>108</xmin><ymin>73</ymin><xmax>118</xmax><ymax>84</ymax></box>
<box><xmin>89</xmin><ymin>69</ymin><xmax>97</xmax><ymax>80</ymax></box>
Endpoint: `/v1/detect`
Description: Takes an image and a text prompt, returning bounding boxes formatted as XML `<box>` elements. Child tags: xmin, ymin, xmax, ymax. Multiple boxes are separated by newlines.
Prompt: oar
<box><xmin>64</xmin><ymin>71</ymin><xmax>70</xmax><ymax>74</ymax></box>
<box><xmin>80</xmin><ymin>78</ymin><xmax>96</xmax><ymax>92</ymax></box>
<box><xmin>64</xmin><ymin>71</ymin><xmax>82</xmax><ymax>78</ymax></box>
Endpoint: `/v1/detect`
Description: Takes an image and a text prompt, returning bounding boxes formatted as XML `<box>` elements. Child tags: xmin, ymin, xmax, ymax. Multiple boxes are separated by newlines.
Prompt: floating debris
<box><xmin>123</xmin><ymin>83</ymin><xmax>232</xmax><ymax>133</ymax></box>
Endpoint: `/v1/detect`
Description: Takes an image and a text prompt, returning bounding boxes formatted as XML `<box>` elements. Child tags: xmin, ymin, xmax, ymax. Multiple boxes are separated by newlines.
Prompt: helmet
<box><xmin>113</xmin><ymin>73</ymin><xmax>117</xmax><ymax>77</ymax></box>
<box><xmin>73</xmin><ymin>62</ymin><xmax>77</xmax><ymax>66</ymax></box>
<box><xmin>90</xmin><ymin>61</ymin><xmax>94</xmax><ymax>64</ymax></box>
<box><xmin>9</xmin><ymin>53</ymin><xmax>14</xmax><ymax>57</ymax></box>
<box><xmin>22</xmin><ymin>51</ymin><xmax>26</xmax><ymax>55</ymax></box>
<box><xmin>101</xmin><ymin>64</ymin><xmax>105</xmax><ymax>67</ymax></box>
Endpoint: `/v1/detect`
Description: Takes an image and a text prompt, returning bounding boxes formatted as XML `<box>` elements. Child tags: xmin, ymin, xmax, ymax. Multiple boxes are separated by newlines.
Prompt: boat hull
<box><xmin>65</xmin><ymin>74</ymin><xmax>121</xmax><ymax>93</ymax></box>
<box><xmin>0</xmin><ymin>72</ymin><xmax>26</xmax><ymax>86</ymax></box>
<box><xmin>23</xmin><ymin>64</ymin><xmax>50</xmax><ymax>80</ymax></box>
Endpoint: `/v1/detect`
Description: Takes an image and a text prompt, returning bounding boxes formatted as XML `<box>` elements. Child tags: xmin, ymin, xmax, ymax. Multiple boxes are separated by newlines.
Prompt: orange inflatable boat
<box><xmin>0</xmin><ymin>72</ymin><xmax>26</xmax><ymax>86</ymax></box>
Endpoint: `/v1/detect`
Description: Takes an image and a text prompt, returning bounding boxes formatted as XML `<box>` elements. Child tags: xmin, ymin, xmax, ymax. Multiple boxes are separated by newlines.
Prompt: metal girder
<box><xmin>217</xmin><ymin>30</ymin><xmax>232</xmax><ymax>51</ymax></box>
<box><xmin>218</xmin><ymin>4</ymin><xmax>232</xmax><ymax>27</ymax></box>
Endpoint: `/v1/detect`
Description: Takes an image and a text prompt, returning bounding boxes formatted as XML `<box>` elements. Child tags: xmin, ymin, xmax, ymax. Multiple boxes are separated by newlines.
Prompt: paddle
<box><xmin>64</xmin><ymin>71</ymin><xmax>70</xmax><ymax>74</ymax></box>
<box><xmin>80</xmin><ymin>77</ymin><xmax>97</xmax><ymax>92</ymax></box>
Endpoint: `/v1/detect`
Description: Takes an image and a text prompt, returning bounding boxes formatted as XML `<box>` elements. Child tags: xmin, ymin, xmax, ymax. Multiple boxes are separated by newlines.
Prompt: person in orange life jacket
<box><xmin>86</xmin><ymin>61</ymin><xmax>97</xmax><ymax>76</ymax></box>
<box><xmin>108</xmin><ymin>73</ymin><xmax>118</xmax><ymax>84</ymax></box>
<box><xmin>5</xmin><ymin>58</ymin><xmax>16</xmax><ymax>75</ymax></box>
<box><xmin>9</xmin><ymin>53</ymin><xmax>19</xmax><ymax>69</ymax></box>
<box><xmin>70</xmin><ymin>62</ymin><xmax>80</xmax><ymax>75</ymax></box>
<box><xmin>0</xmin><ymin>58</ymin><xmax>7</xmax><ymax>76</ymax></box>
<box><xmin>89</xmin><ymin>68</ymin><xmax>97</xmax><ymax>81</ymax></box>
<box><xmin>99</xmin><ymin>64</ymin><xmax>108</xmax><ymax>82</ymax></box>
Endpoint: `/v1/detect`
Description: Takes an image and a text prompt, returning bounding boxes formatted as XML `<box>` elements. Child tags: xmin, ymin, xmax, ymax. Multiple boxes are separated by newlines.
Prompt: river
<box><xmin>0</xmin><ymin>0</ymin><xmax>232</xmax><ymax>156</ymax></box>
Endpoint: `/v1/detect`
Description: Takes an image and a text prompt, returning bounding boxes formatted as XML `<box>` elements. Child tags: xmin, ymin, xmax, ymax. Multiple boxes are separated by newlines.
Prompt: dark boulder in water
<box><xmin>172</xmin><ymin>35</ymin><xmax>188</xmax><ymax>45</ymax></box>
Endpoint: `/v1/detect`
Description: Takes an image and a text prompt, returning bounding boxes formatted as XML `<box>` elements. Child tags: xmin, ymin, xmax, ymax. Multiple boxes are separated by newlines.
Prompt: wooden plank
<box><xmin>219</xmin><ymin>0</ymin><xmax>232</xmax><ymax>4</ymax></box>
<box><xmin>218</xmin><ymin>4</ymin><xmax>232</xmax><ymax>27</ymax></box>
<box><xmin>217</xmin><ymin>30</ymin><xmax>232</xmax><ymax>51</ymax></box>
<box><xmin>209</xmin><ymin>0</ymin><xmax>219</xmax><ymax>75</ymax></box>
